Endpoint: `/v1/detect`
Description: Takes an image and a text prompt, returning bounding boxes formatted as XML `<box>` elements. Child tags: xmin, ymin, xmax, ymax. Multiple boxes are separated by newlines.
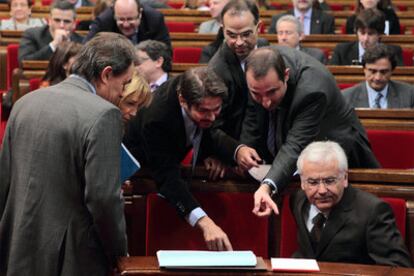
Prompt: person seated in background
<box><xmin>276</xmin><ymin>15</ymin><xmax>326</xmax><ymax>64</ymax></box>
<box><xmin>268</xmin><ymin>0</ymin><xmax>335</xmax><ymax>34</ymax></box>
<box><xmin>84</xmin><ymin>0</ymin><xmax>171</xmax><ymax>48</ymax></box>
<box><xmin>199</xmin><ymin>28</ymin><xmax>224</xmax><ymax>63</ymax></box>
<box><xmin>198</xmin><ymin>0</ymin><xmax>229</xmax><ymax>34</ymax></box>
<box><xmin>291</xmin><ymin>141</ymin><xmax>413</xmax><ymax>267</ymax></box>
<box><xmin>343</xmin><ymin>44</ymin><xmax>414</xmax><ymax>108</ymax></box>
<box><xmin>0</xmin><ymin>0</ymin><xmax>44</xmax><ymax>30</ymax></box>
<box><xmin>182</xmin><ymin>0</ymin><xmax>210</xmax><ymax>10</ymax></box>
<box><xmin>330</xmin><ymin>8</ymin><xmax>403</xmax><ymax>66</ymax></box>
<box><xmin>346</xmin><ymin>0</ymin><xmax>400</xmax><ymax>35</ymax></box>
<box><xmin>18</xmin><ymin>0</ymin><xmax>83</xmax><ymax>63</ymax></box>
<box><xmin>40</xmin><ymin>41</ymin><xmax>82</xmax><ymax>87</ymax></box>
<box><xmin>124</xmin><ymin>67</ymin><xmax>233</xmax><ymax>251</ymax></box>
<box><xmin>135</xmin><ymin>40</ymin><xmax>171</xmax><ymax>92</ymax></box>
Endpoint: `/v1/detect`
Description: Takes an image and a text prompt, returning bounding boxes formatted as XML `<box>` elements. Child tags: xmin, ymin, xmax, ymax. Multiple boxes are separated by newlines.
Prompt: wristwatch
<box><xmin>261</xmin><ymin>180</ymin><xmax>277</xmax><ymax>196</ymax></box>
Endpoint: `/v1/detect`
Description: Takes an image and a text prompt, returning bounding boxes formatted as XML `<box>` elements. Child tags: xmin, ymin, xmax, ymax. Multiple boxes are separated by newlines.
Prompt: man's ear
<box><xmin>99</xmin><ymin>66</ymin><xmax>113</xmax><ymax>85</ymax></box>
<box><xmin>178</xmin><ymin>94</ymin><xmax>187</xmax><ymax>108</ymax></box>
<box><xmin>343</xmin><ymin>172</ymin><xmax>349</xmax><ymax>188</ymax></box>
<box><xmin>284</xmin><ymin>68</ymin><xmax>290</xmax><ymax>82</ymax></box>
<box><xmin>298</xmin><ymin>32</ymin><xmax>305</xmax><ymax>42</ymax></box>
<box><xmin>256</xmin><ymin>20</ymin><xmax>263</xmax><ymax>33</ymax></box>
<box><xmin>155</xmin><ymin>56</ymin><xmax>164</xmax><ymax>69</ymax></box>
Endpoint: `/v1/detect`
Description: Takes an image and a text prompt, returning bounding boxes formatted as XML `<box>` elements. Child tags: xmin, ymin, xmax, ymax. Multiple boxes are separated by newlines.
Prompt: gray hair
<box><xmin>71</xmin><ymin>32</ymin><xmax>136</xmax><ymax>82</ymax></box>
<box><xmin>297</xmin><ymin>141</ymin><xmax>348</xmax><ymax>174</ymax></box>
<box><xmin>276</xmin><ymin>14</ymin><xmax>303</xmax><ymax>35</ymax></box>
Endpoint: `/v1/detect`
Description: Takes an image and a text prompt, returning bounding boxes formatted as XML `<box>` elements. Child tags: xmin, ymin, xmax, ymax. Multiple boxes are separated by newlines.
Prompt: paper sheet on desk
<box><xmin>248</xmin><ymin>165</ymin><xmax>271</xmax><ymax>182</ymax></box>
<box><xmin>271</xmin><ymin>258</ymin><xmax>320</xmax><ymax>272</ymax></box>
<box><xmin>157</xmin><ymin>250</ymin><xmax>257</xmax><ymax>267</ymax></box>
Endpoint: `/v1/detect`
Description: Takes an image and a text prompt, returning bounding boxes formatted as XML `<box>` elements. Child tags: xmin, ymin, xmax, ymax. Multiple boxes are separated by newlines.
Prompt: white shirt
<box><xmin>366</xmin><ymin>82</ymin><xmax>389</xmax><ymax>109</ymax></box>
<box><xmin>306</xmin><ymin>204</ymin><xmax>327</xmax><ymax>232</ymax></box>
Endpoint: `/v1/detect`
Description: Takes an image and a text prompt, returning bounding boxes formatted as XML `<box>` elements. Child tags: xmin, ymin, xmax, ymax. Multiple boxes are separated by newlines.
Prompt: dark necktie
<box><xmin>374</xmin><ymin>93</ymin><xmax>383</xmax><ymax>109</ymax></box>
<box><xmin>267</xmin><ymin>111</ymin><xmax>276</xmax><ymax>156</ymax></box>
<box><xmin>310</xmin><ymin>213</ymin><xmax>326</xmax><ymax>251</ymax></box>
<box><xmin>191</xmin><ymin>127</ymin><xmax>202</xmax><ymax>171</ymax></box>
<box><xmin>150</xmin><ymin>83</ymin><xmax>159</xmax><ymax>92</ymax></box>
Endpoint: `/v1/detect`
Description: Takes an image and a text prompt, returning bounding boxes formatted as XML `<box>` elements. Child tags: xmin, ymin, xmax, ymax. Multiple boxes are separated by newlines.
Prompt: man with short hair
<box><xmin>291</xmin><ymin>141</ymin><xmax>413</xmax><ymax>267</ymax></box>
<box><xmin>124</xmin><ymin>67</ymin><xmax>233</xmax><ymax>251</ymax></box>
<box><xmin>84</xmin><ymin>0</ymin><xmax>171</xmax><ymax>47</ymax></box>
<box><xmin>1</xmin><ymin>32</ymin><xmax>136</xmax><ymax>275</ymax></box>
<box><xmin>135</xmin><ymin>39</ymin><xmax>171</xmax><ymax>91</ymax></box>
<box><xmin>18</xmin><ymin>0</ymin><xmax>83</xmax><ymax>63</ymax></box>
<box><xmin>343</xmin><ymin>44</ymin><xmax>414</xmax><ymax>108</ymax></box>
<box><xmin>235</xmin><ymin>46</ymin><xmax>379</xmax><ymax>216</ymax></box>
<box><xmin>276</xmin><ymin>14</ymin><xmax>326</xmax><ymax>64</ymax></box>
<box><xmin>330</xmin><ymin>8</ymin><xmax>403</xmax><ymax>66</ymax></box>
<box><xmin>198</xmin><ymin>0</ymin><xmax>229</xmax><ymax>34</ymax></box>
<box><xmin>268</xmin><ymin>0</ymin><xmax>335</xmax><ymax>35</ymax></box>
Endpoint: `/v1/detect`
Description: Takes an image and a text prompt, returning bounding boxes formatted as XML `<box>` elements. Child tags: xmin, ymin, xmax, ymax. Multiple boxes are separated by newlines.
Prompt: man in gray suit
<box><xmin>0</xmin><ymin>32</ymin><xmax>136</xmax><ymax>275</ymax></box>
<box><xmin>343</xmin><ymin>44</ymin><xmax>414</xmax><ymax>108</ymax></box>
<box><xmin>276</xmin><ymin>14</ymin><xmax>326</xmax><ymax>64</ymax></box>
<box><xmin>198</xmin><ymin>0</ymin><xmax>229</xmax><ymax>34</ymax></box>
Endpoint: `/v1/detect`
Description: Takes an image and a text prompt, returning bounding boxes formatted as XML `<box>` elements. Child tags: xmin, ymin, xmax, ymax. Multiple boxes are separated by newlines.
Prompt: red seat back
<box><xmin>338</xmin><ymin>83</ymin><xmax>356</xmax><ymax>90</ymax></box>
<box><xmin>167</xmin><ymin>1</ymin><xmax>184</xmax><ymax>9</ymax></box>
<box><xmin>402</xmin><ymin>48</ymin><xmax>413</xmax><ymax>66</ymax></box>
<box><xmin>166</xmin><ymin>22</ymin><xmax>195</xmax><ymax>33</ymax></box>
<box><xmin>381</xmin><ymin>197</ymin><xmax>406</xmax><ymax>238</ymax></box>
<box><xmin>173</xmin><ymin>47</ymin><xmax>202</xmax><ymax>63</ymax></box>
<box><xmin>6</xmin><ymin>44</ymin><xmax>19</xmax><ymax>90</ymax></box>
<box><xmin>146</xmin><ymin>192</ymin><xmax>269</xmax><ymax>257</ymax></box>
<box><xmin>367</xmin><ymin>129</ymin><xmax>414</xmax><ymax>169</ymax></box>
<box><xmin>29</xmin><ymin>78</ymin><xmax>42</xmax><ymax>92</ymax></box>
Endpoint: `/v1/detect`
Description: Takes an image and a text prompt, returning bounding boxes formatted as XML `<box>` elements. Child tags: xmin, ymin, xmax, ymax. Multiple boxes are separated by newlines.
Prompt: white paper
<box><xmin>248</xmin><ymin>165</ymin><xmax>271</xmax><ymax>181</ymax></box>
<box><xmin>271</xmin><ymin>258</ymin><xmax>320</xmax><ymax>272</ymax></box>
<box><xmin>157</xmin><ymin>250</ymin><xmax>257</xmax><ymax>267</ymax></box>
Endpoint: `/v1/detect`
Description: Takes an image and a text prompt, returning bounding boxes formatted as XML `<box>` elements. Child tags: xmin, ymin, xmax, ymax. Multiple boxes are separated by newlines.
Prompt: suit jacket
<box><xmin>268</xmin><ymin>8</ymin><xmax>335</xmax><ymax>34</ymax></box>
<box><xmin>290</xmin><ymin>186</ymin><xmax>413</xmax><ymax>267</ymax></box>
<box><xmin>84</xmin><ymin>5</ymin><xmax>171</xmax><ymax>48</ymax></box>
<box><xmin>207</xmin><ymin>39</ymin><xmax>269</xmax><ymax>161</ymax></box>
<box><xmin>123</xmin><ymin>76</ymin><xmax>219</xmax><ymax>217</ymax></box>
<box><xmin>198</xmin><ymin>19</ymin><xmax>220</xmax><ymax>34</ymax></box>
<box><xmin>300</xmin><ymin>46</ymin><xmax>326</xmax><ymax>64</ymax></box>
<box><xmin>18</xmin><ymin>25</ymin><xmax>84</xmax><ymax>63</ymax></box>
<box><xmin>330</xmin><ymin>41</ymin><xmax>404</xmax><ymax>66</ymax></box>
<box><xmin>241</xmin><ymin>46</ymin><xmax>379</xmax><ymax>192</ymax></box>
<box><xmin>345</xmin><ymin>8</ymin><xmax>401</xmax><ymax>35</ymax></box>
<box><xmin>342</xmin><ymin>80</ymin><xmax>414</xmax><ymax>108</ymax></box>
<box><xmin>0</xmin><ymin>76</ymin><xmax>127</xmax><ymax>275</ymax></box>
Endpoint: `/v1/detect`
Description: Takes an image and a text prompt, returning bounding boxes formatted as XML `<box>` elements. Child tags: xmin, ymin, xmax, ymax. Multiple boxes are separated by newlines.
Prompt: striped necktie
<box><xmin>374</xmin><ymin>93</ymin><xmax>383</xmax><ymax>109</ymax></box>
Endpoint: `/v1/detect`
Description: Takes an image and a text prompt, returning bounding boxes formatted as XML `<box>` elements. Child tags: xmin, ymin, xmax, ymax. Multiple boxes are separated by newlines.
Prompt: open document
<box><xmin>248</xmin><ymin>165</ymin><xmax>271</xmax><ymax>182</ymax></box>
<box><xmin>121</xmin><ymin>143</ymin><xmax>140</xmax><ymax>183</ymax></box>
<box><xmin>271</xmin><ymin>258</ymin><xmax>320</xmax><ymax>272</ymax></box>
<box><xmin>157</xmin><ymin>250</ymin><xmax>266</xmax><ymax>270</ymax></box>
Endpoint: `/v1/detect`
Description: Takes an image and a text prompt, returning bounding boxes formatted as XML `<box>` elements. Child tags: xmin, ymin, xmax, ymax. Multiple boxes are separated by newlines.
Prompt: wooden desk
<box><xmin>117</xmin><ymin>256</ymin><xmax>409</xmax><ymax>275</ymax></box>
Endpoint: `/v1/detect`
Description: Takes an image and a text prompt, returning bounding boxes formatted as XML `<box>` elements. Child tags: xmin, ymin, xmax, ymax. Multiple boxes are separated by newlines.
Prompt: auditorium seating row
<box><xmin>123</xmin><ymin>167</ymin><xmax>414</xmax><ymax>263</ymax></box>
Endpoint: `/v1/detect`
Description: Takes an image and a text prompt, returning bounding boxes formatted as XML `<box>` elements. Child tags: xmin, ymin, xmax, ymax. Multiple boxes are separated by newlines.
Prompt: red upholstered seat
<box><xmin>329</xmin><ymin>4</ymin><xmax>344</xmax><ymax>11</ymax></box>
<box><xmin>167</xmin><ymin>1</ymin><xmax>184</xmax><ymax>9</ymax></box>
<box><xmin>41</xmin><ymin>0</ymin><xmax>52</xmax><ymax>5</ymax></box>
<box><xmin>166</xmin><ymin>22</ymin><xmax>195</xmax><ymax>33</ymax></box>
<box><xmin>402</xmin><ymin>48</ymin><xmax>413</xmax><ymax>66</ymax></box>
<box><xmin>173</xmin><ymin>47</ymin><xmax>202</xmax><ymax>63</ymax></box>
<box><xmin>29</xmin><ymin>78</ymin><xmax>42</xmax><ymax>92</ymax></box>
<box><xmin>6</xmin><ymin>44</ymin><xmax>19</xmax><ymax>90</ymax></box>
<box><xmin>367</xmin><ymin>129</ymin><xmax>414</xmax><ymax>169</ymax></box>
<box><xmin>338</xmin><ymin>83</ymin><xmax>356</xmax><ymax>90</ymax></box>
<box><xmin>145</xmin><ymin>192</ymin><xmax>269</xmax><ymax>257</ymax></box>
<box><xmin>381</xmin><ymin>197</ymin><xmax>406</xmax><ymax>238</ymax></box>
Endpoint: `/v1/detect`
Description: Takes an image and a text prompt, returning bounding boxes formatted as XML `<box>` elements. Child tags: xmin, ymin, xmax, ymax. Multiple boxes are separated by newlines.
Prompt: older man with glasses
<box><xmin>288</xmin><ymin>141</ymin><xmax>413</xmax><ymax>267</ymax></box>
<box><xmin>84</xmin><ymin>0</ymin><xmax>171</xmax><ymax>47</ymax></box>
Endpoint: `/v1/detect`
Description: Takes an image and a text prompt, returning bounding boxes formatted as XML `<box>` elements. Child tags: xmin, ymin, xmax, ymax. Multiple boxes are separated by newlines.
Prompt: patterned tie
<box><xmin>310</xmin><ymin>213</ymin><xmax>326</xmax><ymax>251</ymax></box>
<box><xmin>267</xmin><ymin>111</ymin><xmax>276</xmax><ymax>156</ymax></box>
<box><xmin>374</xmin><ymin>93</ymin><xmax>383</xmax><ymax>109</ymax></box>
<box><xmin>150</xmin><ymin>83</ymin><xmax>159</xmax><ymax>92</ymax></box>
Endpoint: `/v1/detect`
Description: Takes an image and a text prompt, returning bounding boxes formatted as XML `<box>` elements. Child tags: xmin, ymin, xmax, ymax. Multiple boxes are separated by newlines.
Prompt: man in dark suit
<box><xmin>18</xmin><ymin>0</ymin><xmax>83</xmax><ymax>63</ymax></box>
<box><xmin>330</xmin><ymin>8</ymin><xmax>403</xmax><ymax>66</ymax></box>
<box><xmin>124</xmin><ymin>67</ymin><xmax>233</xmax><ymax>251</ymax></box>
<box><xmin>290</xmin><ymin>141</ymin><xmax>413</xmax><ymax>267</ymax></box>
<box><xmin>276</xmin><ymin>14</ymin><xmax>326</xmax><ymax>64</ymax></box>
<box><xmin>1</xmin><ymin>33</ymin><xmax>136</xmax><ymax>275</ymax></box>
<box><xmin>207</xmin><ymin>0</ymin><xmax>269</xmax><ymax>162</ymax></box>
<box><xmin>343</xmin><ymin>44</ymin><xmax>414</xmax><ymax>108</ymax></box>
<box><xmin>235</xmin><ymin>46</ymin><xmax>379</xmax><ymax>216</ymax></box>
<box><xmin>268</xmin><ymin>0</ymin><xmax>335</xmax><ymax>34</ymax></box>
<box><xmin>84</xmin><ymin>0</ymin><xmax>171</xmax><ymax>47</ymax></box>
<box><xmin>135</xmin><ymin>40</ymin><xmax>171</xmax><ymax>91</ymax></box>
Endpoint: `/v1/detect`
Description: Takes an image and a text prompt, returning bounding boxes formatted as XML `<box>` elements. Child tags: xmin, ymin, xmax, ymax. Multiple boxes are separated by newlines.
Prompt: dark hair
<box><xmin>178</xmin><ymin>66</ymin><xmax>227</xmax><ymax>107</ymax></box>
<box><xmin>51</xmin><ymin>0</ymin><xmax>77</xmax><ymax>18</ymax></box>
<box><xmin>135</xmin><ymin>40</ymin><xmax>172</xmax><ymax>72</ymax></box>
<box><xmin>362</xmin><ymin>44</ymin><xmax>397</xmax><ymax>70</ymax></box>
<box><xmin>221</xmin><ymin>0</ymin><xmax>259</xmax><ymax>26</ymax></box>
<box><xmin>354</xmin><ymin>8</ymin><xmax>385</xmax><ymax>34</ymax></box>
<box><xmin>8</xmin><ymin>0</ymin><xmax>33</xmax><ymax>8</ymax></box>
<box><xmin>42</xmin><ymin>41</ymin><xmax>82</xmax><ymax>85</ymax></box>
<box><xmin>71</xmin><ymin>32</ymin><xmax>137</xmax><ymax>82</ymax></box>
<box><xmin>113</xmin><ymin>0</ymin><xmax>141</xmax><ymax>11</ymax></box>
<box><xmin>355</xmin><ymin>0</ymin><xmax>390</xmax><ymax>13</ymax></box>
<box><xmin>245</xmin><ymin>47</ymin><xmax>286</xmax><ymax>81</ymax></box>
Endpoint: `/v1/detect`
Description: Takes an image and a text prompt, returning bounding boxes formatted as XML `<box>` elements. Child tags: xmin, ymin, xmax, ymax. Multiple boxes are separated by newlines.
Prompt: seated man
<box><xmin>124</xmin><ymin>67</ymin><xmax>232</xmax><ymax>251</ymax></box>
<box><xmin>18</xmin><ymin>0</ymin><xmax>83</xmax><ymax>63</ymax></box>
<box><xmin>343</xmin><ymin>44</ymin><xmax>414</xmax><ymax>108</ymax></box>
<box><xmin>268</xmin><ymin>0</ymin><xmax>335</xmax><ymax>35</ymax></box>
<box><xmin>330</xmin><ymin>8</ymin><xmax>403</xmax><ymax>66</ymax></box>
<box><xmin>198</xmin><ymin>0</ymin><xmax>229</xmax><ymax>34</ymax></box>
<box><xmin>84</xmin><ymin>0</ymin><xmax>171</xmax><ymax>48</ymax></box>
<box><xmin>135</xmin><ymin>40</ymin><xmax>171</xmax><ymax>91</ymax></box>
<box><xmin>291</xmin><ymin>141</ymin><xmax>413</xmax><ymax>267</ymax></box>
<box><xmin>276</xmin><ymin>15</ymin><xmax>326</xmax><ymax>64</ymax></box>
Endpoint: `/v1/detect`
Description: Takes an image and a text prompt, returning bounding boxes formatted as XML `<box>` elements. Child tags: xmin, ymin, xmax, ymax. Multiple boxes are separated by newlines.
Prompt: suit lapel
<box><xmin>357</xmin><ymin>83</ymin><xmax>370</xmax><ymax>107</ymax></box>
<box><xmin>347</xmin><ymin>42</ymin><xmax>359</xmax><ymax>64</ymax></box>
<box><xmin>295</xmin><ymin>194</ymin><xmax>315</xmax><ymax>257</ymax></box>
<box><xmin>310</xmin><ymin>9</ymin><xmax>321</xmax><ymax>34</ymax></box>
<box><xmin>387</xmin><ymin>81</ymin><xmax>399</xmax><ymax>108</ymax></box>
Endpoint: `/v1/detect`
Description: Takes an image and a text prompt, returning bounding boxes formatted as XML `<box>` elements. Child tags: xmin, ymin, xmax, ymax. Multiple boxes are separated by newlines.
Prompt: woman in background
<box><xmin>0</xmin><ymin>0</ymin><xmax>44</xmax><ymax>30</ymax></box>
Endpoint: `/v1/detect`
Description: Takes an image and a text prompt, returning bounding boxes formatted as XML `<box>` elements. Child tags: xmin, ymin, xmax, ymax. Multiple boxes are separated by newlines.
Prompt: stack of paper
<box><xmin>157</xmin><ymin>250</ymin><xmax>257</xmax><ymax>268</ymax></box>
<box><xmin>271</xmin><ymin>258</ymin><xmax>320</xmax><ymax>272</ymax></box>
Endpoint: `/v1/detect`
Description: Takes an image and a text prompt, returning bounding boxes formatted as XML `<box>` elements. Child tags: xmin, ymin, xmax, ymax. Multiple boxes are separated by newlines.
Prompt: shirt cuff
<box><xmin>49</xmin><ymin>42</ymin><xmax>56</xmax><ymax>52</ymax></box>
<box><xmin>186</xmin><ymin>207</ymin><xmax>207</xmax><ymax>227</ymax></box>
<box><xmin>234</xmin><ymin>144</ymin><xmax>246</xmax><ymax>162</ymax></box>
<box><xmin>262</xmin><ymin>178</ymin><xmax>278</xmax><ymax>195</ymax></box>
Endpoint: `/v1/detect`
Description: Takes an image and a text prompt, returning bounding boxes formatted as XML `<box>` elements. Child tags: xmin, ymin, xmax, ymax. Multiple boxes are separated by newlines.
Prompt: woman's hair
<box><xmin>120</xmin><ymin>72</ymin><xmax>152</xmax><ymax>109</ymax></box>
<box><xmin>355</xmin><ymin>0</ymin><xmax>390</xmax><ymax>13</ymax></box>
<box><xmin>42</xmin><ymin>41</ymin><xmax>82</xmax><ymax>85</ymax></box>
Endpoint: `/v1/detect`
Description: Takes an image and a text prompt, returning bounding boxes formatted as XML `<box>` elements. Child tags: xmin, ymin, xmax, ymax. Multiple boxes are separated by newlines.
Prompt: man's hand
<box><xmin>203</xmin><ymin>157</ymin><xmax>226</xmax><ymax>180</ymax></box>
<box><xmin>236</xmin><ymin>146</ymin><xmax>262</xmax><ymax>171</ymax></box>
<box><xmin>196</xmin><ymin>216</ymin><xmax>233</xmax><ymax>251</ymax></box>
<box><xmin>51</xmin><ymin>29</ymin><xmax>70</xmax><ymax>48</ymax></box>
<box><xmin>252</xmin><ymin>184</ymin><xmax>279</xmax><ymax>217</ymax></box>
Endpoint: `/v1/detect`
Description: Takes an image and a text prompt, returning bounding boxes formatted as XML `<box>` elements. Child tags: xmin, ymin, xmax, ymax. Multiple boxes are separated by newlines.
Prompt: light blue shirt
<box><xmin>366</xmin><ymin>82</ymin><xmax>388</xmax><ymax>108</ymax></box>
<box><xmin>294</xmin><ymin>8</ymin><xmax>312</xmax><ymax>35</ymax></box>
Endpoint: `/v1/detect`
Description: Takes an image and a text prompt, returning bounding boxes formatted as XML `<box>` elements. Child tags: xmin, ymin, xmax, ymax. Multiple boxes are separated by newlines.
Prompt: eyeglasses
<box><xmin>114</xmin><ymin>15</ymin><xmax>140</xmax><ymax>24</ymax></box>
<box><xmin>304</xmin><ymin>176</ymin><xmax>343</xmax><ymax>188</ymax></box>
<box><xmin>224</xmin><ymin>26</ymin><xmax>258</xmax><ymax>41</ymax></box>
